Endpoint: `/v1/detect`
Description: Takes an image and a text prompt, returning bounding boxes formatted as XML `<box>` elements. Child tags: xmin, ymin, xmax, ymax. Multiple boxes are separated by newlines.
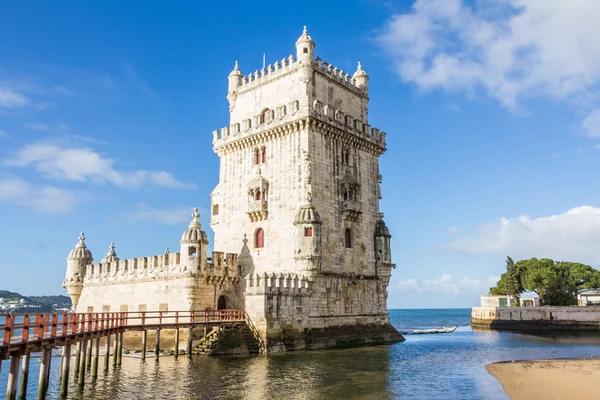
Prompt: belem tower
<box><xmin>63</xmin><ymin>27</ymin><xmax>404</xmax><ymax>352</ymax></box>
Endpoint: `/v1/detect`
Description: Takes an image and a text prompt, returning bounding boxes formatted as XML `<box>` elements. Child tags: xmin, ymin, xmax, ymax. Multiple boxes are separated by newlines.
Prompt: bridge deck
<box><xmin>1</xmin><ymin>310</ymin><xmax>245</xmax><ymax>359</ymax></box>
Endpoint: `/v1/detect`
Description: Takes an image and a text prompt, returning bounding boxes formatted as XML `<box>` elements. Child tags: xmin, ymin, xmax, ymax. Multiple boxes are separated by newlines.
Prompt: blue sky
<box><xmin>1</xmin><ymin>0</ymin><xmax>600</xmax><ymax>308</ymax></box>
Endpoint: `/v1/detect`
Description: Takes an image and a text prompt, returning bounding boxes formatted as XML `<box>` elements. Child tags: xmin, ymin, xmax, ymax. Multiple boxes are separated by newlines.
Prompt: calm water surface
<box><xmin>3</xmin><ymin>309</ymin><xmax>600</xmax><ymax>399</ymax></box>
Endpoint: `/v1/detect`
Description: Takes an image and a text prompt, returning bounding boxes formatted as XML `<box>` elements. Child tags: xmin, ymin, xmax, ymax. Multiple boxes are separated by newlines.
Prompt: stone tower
<box><xmin>63</xmin><ymin>233</ymin><xmax>93</xmax><ymax>311</ymax></box>
<box><xmin>211</xmin><ymin>27</ymin><xmax>403</xmax><ymax>350</ymax></box>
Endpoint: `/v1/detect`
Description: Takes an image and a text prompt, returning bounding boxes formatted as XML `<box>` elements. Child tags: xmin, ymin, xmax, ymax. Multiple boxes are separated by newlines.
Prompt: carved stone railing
<box><xmin>248</xmin><ymin>200</ymin><xmax>268</xmax><ymax>222</ymax></box>
<box><xmin>341</xmin><ymin>200</ymin><xmax>361</xmax><ymax>221</ymax></box>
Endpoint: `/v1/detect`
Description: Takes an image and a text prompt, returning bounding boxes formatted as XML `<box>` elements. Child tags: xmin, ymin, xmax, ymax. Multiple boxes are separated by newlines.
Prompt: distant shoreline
<box><xmin>487</xmin><ymin>357</ymin><xmax>600</xmax><ymax>400</ymax></box>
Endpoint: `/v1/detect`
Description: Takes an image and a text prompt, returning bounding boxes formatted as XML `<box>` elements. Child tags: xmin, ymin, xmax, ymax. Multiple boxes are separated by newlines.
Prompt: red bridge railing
<box><xmin>0</xmin><ymin>309</ymin><xmax>244</xmax><ymax>357</ymax></box>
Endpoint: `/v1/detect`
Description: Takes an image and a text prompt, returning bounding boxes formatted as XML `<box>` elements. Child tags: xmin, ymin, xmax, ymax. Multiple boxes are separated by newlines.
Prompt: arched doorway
<box><xmin>217</xmin><ymin>295</ymin><xmax>227</xmax><ymax>310</ymax></box>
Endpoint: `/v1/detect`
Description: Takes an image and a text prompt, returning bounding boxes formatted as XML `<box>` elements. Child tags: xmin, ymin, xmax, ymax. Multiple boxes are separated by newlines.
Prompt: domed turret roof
<box><xmin>296</xmin><ymin>26</ymin><xmax>314</xmax><ymax>46</ymax></box>
<box><xmin>375</xmin><ymin>219</ymin><xmax>391</xmax><ymax>237</ymax></box>
<box><xmin>294</xmin><ymin>193</ymin><xmax>322</xmax><ymax>225</ymax></box>
<box><xmin>229</xmin><ymin>61</ymin><xmax>243</xmax><ymax>77</ymax></box>
<box><xmin>352</xmin><ymin>62</ymin><xmax>368</xmax><ymax>79</ymax></box>
<box><xmin>181</xmin><ymin>208</ymin><xmax>209</xmax><ymax>244</ymax></box>
<box><xmin>101</xmin><ymin>242</ymin><xmax>119</xmax><ymax>264</ymax></box>
<box><xmin>67</xmin><ymin>232</ymin><xmax>93</xmax><ymax>260</ymax></box>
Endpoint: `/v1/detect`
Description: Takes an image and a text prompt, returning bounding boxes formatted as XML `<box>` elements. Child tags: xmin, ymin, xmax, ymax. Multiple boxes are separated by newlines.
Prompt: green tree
<box><xmin>489</xmin><ymin>258</ymin><xmax>600</xmax><ymax>306</ymax></box>
<box><xmin>505</xmin><ymin>256</ymin><xmax>521</xmax><ymax>304</ymax></box>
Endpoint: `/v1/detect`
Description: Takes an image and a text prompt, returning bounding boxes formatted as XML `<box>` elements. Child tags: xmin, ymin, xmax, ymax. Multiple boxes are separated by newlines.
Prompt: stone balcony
<box><xmin>248</xmin><ymin>199</ymin><xmax>268</xmax><ymax>222</ymax></box>
<box><xmin>341</xmin><ymin>199</ymin><xmax>362</xmax><ymax>221</ymax></box>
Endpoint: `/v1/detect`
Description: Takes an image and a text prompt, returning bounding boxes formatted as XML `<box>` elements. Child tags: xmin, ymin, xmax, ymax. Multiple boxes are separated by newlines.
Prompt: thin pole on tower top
<box><xmin>263</xmin><ymin>53</ymin><xmax>266</xmax><ymax>69</ymax></box>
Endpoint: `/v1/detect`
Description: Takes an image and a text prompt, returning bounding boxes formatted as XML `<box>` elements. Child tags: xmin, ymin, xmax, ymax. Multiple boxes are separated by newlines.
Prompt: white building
<box><xmin>63</xmin><ymin>27</ymin><xmax>403</xmax><ymax>352</ymax></box>
<box><xmin>578</xmin><ymin>290</ymin><xmax>600</xmax><ymax>306</ymax></box>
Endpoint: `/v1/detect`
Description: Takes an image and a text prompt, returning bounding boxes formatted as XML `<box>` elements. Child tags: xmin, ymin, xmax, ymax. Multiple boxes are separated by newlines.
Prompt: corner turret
<box><xmin>296</xmin><ymin>26</ymin><xmax>315</xmax><ymax>66</ymax></box>
<box><xmin>227</xmin><ymin>61</ymin><xmax>244</xmax><ymax>110</ymax></box>
<box><xmin>64</xmin><ymin>232</ymin><xmax>93</xmax><ymax>310</ymax></box>
<box><xmin>180</xmin><ymin>207</ymin><xmax>208</xmax><ymax>274</ymax></box>
<box><xmin>293</xmin><ymin>193</ymin><xmax>322</xmax><ymax>279</ymax></box>
<box><xmin>352</xmin><ymin>62</ymin><xmax>369</xmax><ymax>96</ymax></box>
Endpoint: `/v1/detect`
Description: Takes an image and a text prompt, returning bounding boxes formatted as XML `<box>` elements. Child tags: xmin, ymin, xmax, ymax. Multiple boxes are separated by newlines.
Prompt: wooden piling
<box><xmin>78</xmin><ymin>340</ymin><xmax>87</xmax><ymax>386</ymax></box>
<box><xmin>155</xmin><ymin>330</ymin><xmax>160</xmax><ymax>362</ymax></box>
<box><xmin>18</xmin><ymin>352</ymin><xmax>30</xmax><ymax>400</ymax></box>
<box><xmin>37</xmin><ymin>347</ymin><xmax>51</xmax><ymax>400</ymax></box>
<box><xmin>112</xmin><ymin>332</ymin><xmax>119</xmax><ymax>367</ymax></box>
<box><xmin>59</xmin><ymin>344</ymin><xmax>71</xmax><ymax>397</ymax></box>
<box><xmin>117</xmin><ymin>332</ymin><xmax>123</xmax><ymax>366</ymax></box>
<box><xmin>104</xmin><ymin>334</ymin><xmax>111</xmax><ymax>372</ymax></box>
<box><xmin>73</xmin><ymin>341</ymin><xmax>81</xmax><ymax>377</ymax></box>
<box><xmin>6</xmin><ymin>353</ymin><xmax>21</xmax><ymax>400</ymax></box>
<box><xmin>86</xmin><ymin>337</ymin><xmax>93</xmax><ymax>368</ymax></box>
<box><xmin>141</xmin><ymin>330</ymin><xmax>147</xmax><ymax>361</ymax></box>
<box><xmin>92</xmin><ymin>338</ymin><xmax>100</xmax><ymax>378</ymax></box>
<box><xmin>187</xmin><ymin>327</ymin><xmax>193</xmax><ymax>359</ymax></box>
<box><xmin>174</xmin><ymin>327</ymin><xmax>180</xmax><ymax>359</ymax></box>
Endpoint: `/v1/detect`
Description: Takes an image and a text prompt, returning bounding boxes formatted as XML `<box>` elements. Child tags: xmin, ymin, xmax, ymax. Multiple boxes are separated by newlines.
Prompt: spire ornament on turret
<box><xmin>101</xmin><ymin>242</ymin><xmax>119</xmax><ymax>264</ymax></box>
<box><xmin>227</xmin><ymin>61</ymin><xmax>244</xmax><ymax>110</ymax></box>
<box><xmin>181</xmin><ymin>207</ymin><xmax>208</xmax><ymax>244</ymax></box>
<box><xmin>352</xmin><ymin>62</ymin><xmax>369</xmax><ymax>95</ymax></box>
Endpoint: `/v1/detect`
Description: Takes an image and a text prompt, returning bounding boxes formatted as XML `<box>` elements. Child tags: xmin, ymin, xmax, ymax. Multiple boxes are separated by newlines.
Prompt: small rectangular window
<box><xmin>159</xmin><ymin>303</ymin><xmax>168</xmax><ymax>312</ymax></box>
<box><xmin>303</xmin><ymin>48</ymin><xmax>308</xmax><ymax>54</ymax></box>
<box><xmin>304</xmin><ymin>227</ymin><xmax>313</xmax><ymax>237</ymax></box>
<box><xmin>87</xmin><ymin>306</ymin><xmax>94</xmax><ymax>313</ymax></box>
<box><xmin>102</xmin><ymin>305</ymin><xmax>110</xmax><ymax>312</ymax></box>
<box><xmin>120</xmin><ymin>304</ymin><xmax>128</xmax><ymax>312</ymax></box>
<box><xmin>212</xmin><ymin>204</ymin><xmax>219</xmax><ymax>216</ymax></box>
<box><xmin>138</xmin><ymin>304</ymin><xmax>147</xmax><ymax>312</ymax></box>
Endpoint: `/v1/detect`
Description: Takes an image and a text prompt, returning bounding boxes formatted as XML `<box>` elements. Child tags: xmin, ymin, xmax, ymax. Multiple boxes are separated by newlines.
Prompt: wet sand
<box><xmin>487</xmin><ymin>358</ymin><xmax>600</xmax><ymax>400</ymax></box>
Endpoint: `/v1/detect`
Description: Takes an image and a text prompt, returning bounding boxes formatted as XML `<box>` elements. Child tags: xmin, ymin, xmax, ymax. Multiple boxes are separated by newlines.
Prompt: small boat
<box><xmin>401</xmin><ymin>326</ymin><xmax>458</xmax><ymax>335</ymax></box>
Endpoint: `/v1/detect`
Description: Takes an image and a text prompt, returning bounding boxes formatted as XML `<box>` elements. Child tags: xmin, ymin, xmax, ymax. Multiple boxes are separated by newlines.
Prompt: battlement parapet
<box><xmin>236</xmin><ymin>55</ymin><xmax>299</xmax><ymax>94</ymax></box>
<box><xmin>213</xmin><ymin>100</ymin><xmax>386</xmax><ymax>149</ymax></box>
<box><xmin>245</xmin><ymin>272</ymin><xmax>312</xmax><ymax>296</ymax></box>
<box><xmin>82</xmin><ymin>250</ymin><xmax>240</xmax><ymax>286</ymax></box>
<box><xmin>313</xmin><ymin>56</ymin><xmax>362</xmax><ymax>94</ymax></box>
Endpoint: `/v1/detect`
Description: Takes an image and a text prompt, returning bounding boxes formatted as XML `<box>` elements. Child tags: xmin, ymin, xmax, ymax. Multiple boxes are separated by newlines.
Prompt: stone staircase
<box><xmin>194</xmin><ymin>324</ymin><xmax>262</xmax><ymax>356</ymax></box>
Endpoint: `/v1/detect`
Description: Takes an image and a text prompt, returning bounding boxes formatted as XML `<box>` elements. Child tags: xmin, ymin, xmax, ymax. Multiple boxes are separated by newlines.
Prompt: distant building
<box><xmin>519</xmin><ymin>297</ymin><xmax>540</xmax><ymax>307</ymax></box>
<box><xmin>480</xmin><ymin>295</ymin><xmax>516</xmax><ymax>307</ymax></box>
<box><xmin>578</xmin><ymin>290</ymin><xmax>600</xmax><ymax>306</ymax></box>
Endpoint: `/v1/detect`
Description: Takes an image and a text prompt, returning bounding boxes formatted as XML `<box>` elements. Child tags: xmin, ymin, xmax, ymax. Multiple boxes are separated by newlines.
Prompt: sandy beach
<box><xmin>487</xmin><ymin>358</ymin><xmax>600</xmax><ymax>400</ymax></box>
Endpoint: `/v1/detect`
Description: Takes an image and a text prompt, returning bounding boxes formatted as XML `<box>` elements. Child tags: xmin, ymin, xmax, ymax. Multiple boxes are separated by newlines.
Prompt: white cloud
<box><xmin>126</xmin><ymin>204</ymin><xmax>202</xmax><ymax>225</ymax></box>
<box><xmin>583</xmin><ymin>109</ymin><xmax>600</xmax><ymax>138</ymax></box>
<box><xmin>24</xmin><ymin>122</ymin><xmax>50</xmax><ymax>131</ymax></box>
<box><xmin>393</xmin><ymin>274</ymin><xmax>499</xmax><ymax>295</ymax></box>
<box><xmin>0</xmin><ymin>87</ymin><xmax>29</xmax><ymax>108</ymax></box>
<box><xmin>3</xmin><ymin>142</ymin><xmax>195</xmax><ymax>190</ymax></box>
<box><xmin>377</xmin><ymin>0</ymin><xmax>600</xmax><ymax>135</ymax></box>
<box><xmin>447</xmin><ymin>206</ymin><xmax>600</xmax><ymax>265</ymax></box>
<box><xmin>0</xmin><ymin>177</ymin><xmax>77</xmax><ymax>213</ymax></box>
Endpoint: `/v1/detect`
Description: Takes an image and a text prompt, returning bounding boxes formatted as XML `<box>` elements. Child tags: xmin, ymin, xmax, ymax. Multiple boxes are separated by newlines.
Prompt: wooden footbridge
<box><xmin>0</xmin><ymin>310</ymin><xmax>263</xmax><ymax>399</ymax></box>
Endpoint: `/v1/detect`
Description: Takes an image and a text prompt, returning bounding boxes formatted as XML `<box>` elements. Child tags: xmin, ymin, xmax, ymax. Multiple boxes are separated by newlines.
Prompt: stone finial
<box><xmin>189</xmin><ymin>207</ymin><xmax>202</xmax><ymax>229</ymax></box>
<box><xmin>165</xmin><ymin>247</ymin><xmax>169</xmax><ymax>255</ymax></box>
<box><xmin>306</xmin><ymin>192</ymin><xmax>312</xmax><ymax>203</ymax></box>
<box><xmin>229</xmin><ymin>61</ymin><xmax>242</xmax><ymax>76</ymax></box>
<box><xmin>242</xmin><ymin>233</ymin><xmax>248</xmax><ymax>245</ymax></box>
<box><xmin>78</xmin><ymin>232</ymin><xmax>85</xmax><ymax>244</ymax></box>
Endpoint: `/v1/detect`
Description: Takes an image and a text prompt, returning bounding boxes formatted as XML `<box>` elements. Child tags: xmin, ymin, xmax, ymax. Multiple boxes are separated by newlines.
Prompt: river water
<box><xmin>3</xmin><ymin>309</ymin><xmax>600</xmax><ymax>399</ymax></box>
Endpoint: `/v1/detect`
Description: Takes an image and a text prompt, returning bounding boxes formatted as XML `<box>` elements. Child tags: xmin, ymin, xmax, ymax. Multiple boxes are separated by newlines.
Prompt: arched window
<box><xmin>304</xmin><ymin>227</ymin><xmax>313</xmax><ymax>237</ymax></box>
<box><xmin>345</xmin><ymin>150</ymin><xmax>350</xmax><ymax>165</ymax></box>
<box><xmin>255</xmin><ymin>228</ymin><xmax>264</xmax><ymax>248</ymax></box>
<box><xmin>255</xmin><ymin>189</ymin><xmax>261</xmax><ymax>201</ymax></box>
<box><xmin>344</xmin><ymin>228</ymin><xmax>352</xmax><ymax>248</ymax></box>
<box><xmin>254</xmin><ymin>148</ymin><xmax>260</xmax><ymax>165</ymax></box>
<box><xmin>261</xmin><ymin>146</ymin><xmax>267</xmax><ymax>163</ymax></box>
